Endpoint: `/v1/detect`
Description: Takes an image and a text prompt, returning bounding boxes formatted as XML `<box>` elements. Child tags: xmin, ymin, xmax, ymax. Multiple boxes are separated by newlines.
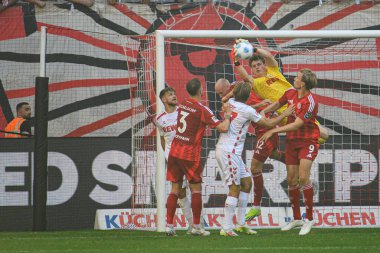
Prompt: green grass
<box><xmin>1</xmin><ymin>228</ymin><xmax>380</xmax><ymax>253</ymax></box>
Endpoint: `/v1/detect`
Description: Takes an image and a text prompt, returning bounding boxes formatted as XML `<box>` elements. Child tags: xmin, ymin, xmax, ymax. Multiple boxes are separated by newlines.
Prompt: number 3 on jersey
<box><xmin>178</xmin><ymin>111</ymin><xmax>189</xmax><ymax>133</ymax></box>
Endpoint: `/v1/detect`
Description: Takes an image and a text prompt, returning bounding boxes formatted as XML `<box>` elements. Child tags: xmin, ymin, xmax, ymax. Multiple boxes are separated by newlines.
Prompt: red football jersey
<box><xmin>278</xmin><ymin>88</ymin><xmax>320</xmax><ymax>140</ymax></box>
<box><xmin>169</xmin><ymin>98</ymin><xmax>221</xmax><ymax>161</ymax></box>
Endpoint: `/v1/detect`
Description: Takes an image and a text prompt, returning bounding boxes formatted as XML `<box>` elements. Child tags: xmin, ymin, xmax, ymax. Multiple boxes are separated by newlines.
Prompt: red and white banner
<box><xmin>94</xmin><ymin>206</ymin><xmax>380</xmax><ymax>230</ymax></box>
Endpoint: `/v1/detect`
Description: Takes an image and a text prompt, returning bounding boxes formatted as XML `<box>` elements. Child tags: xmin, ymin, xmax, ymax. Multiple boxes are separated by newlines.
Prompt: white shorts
<box><xmin>215</xmin><ymin>148</ymin><xmax>251</xmax><ymax>186</ymax></box>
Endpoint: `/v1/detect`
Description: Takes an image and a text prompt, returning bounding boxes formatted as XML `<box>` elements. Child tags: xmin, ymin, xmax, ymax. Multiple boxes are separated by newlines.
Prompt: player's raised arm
<box><xmin>254</xmin><ymin>48</ymin><xmax>278</xmax><ymax>68</ymax></box>
<box><xmin>231</xmin><ymin>40</ymin><xmax>254</xmax><ymax>85</ymax></box>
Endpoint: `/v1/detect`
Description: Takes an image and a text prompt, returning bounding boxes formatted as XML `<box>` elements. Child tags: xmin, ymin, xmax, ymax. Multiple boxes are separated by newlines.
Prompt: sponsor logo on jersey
<box><xmin>304</xmin><ymin>112</ymin><xmax>312</xmax><ymax>119</ymax></box>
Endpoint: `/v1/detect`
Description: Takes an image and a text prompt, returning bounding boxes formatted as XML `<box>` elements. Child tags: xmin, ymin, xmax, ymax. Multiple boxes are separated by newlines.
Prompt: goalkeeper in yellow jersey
<box><xmin>224</xmin><ymin>39</ymin><xmax>329</xmax><ymax>144</ymax></box>
<box><xmin>222</xmin><ymin>40</ymin><xmax>328</xmax><ymax>222</ymax></box>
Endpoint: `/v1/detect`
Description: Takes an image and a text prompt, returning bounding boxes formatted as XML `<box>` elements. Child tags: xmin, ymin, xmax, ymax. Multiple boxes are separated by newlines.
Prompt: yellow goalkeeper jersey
<box><xmin>252</xmin><ymin>66</ymin><xmax>292</xmax><ymax>115</ymax></box>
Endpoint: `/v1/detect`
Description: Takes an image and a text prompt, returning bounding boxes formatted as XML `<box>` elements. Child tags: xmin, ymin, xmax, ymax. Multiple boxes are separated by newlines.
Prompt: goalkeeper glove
<box><xmin>230</xmin><ymin>48</ymin><xmax>241</xmax><ymax>66</ymax></box>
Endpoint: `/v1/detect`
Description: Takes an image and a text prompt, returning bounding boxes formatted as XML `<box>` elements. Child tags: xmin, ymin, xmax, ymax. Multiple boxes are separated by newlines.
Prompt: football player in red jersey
<box><xmin>165</xmin><ymin>78</ymin><xmax>231</xmax><ymax>236</ymax></box>
<box><xmin>260</xmin><ymin>69</ymin><xmax>320</xmax><ymax>235</ymax></box>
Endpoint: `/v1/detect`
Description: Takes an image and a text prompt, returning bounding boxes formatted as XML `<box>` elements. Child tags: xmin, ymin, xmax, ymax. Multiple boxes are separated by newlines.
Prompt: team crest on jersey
<box><xmin>289</xmin><ymin>100</ymin><xmax>294</xmax><ymax>105</ymax></box>
<box><xmin>297</xmin><ymin>103</ymin><xmax>302</xmax><ymax>109</ymax></box>
<box><xmin>304</xmin><ymin>112</ymin><xmax>312</xmax><ymax>119</ymax></box>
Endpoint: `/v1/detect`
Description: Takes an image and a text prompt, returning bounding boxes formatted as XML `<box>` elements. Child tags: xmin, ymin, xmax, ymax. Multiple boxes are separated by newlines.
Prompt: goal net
<box><xmin>128</xmin><ymin>30</ymin><xmax>380</xmax><ymax>232</ymax></box>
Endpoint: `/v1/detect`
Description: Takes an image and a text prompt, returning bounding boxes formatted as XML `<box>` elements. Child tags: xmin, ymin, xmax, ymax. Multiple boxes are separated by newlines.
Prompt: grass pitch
<box><xmin>1</xmin><ymin>228</ymin><xmax>380</xmax><ymax>253</ymax></box>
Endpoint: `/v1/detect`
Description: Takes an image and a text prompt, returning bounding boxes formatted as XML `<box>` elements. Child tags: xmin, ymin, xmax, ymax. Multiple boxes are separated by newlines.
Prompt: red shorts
<box><xmin>285</xmin><ymin>139</ymin><xmax>319</xmax><ymax>165</ymax></box>
<box><xmin>167</xmin><ymin>156</ymin><xmax>203</xmax><ymax>184</ymax></box>
<box><xmin>253</xmin><ymin>133</ymin><xmax>279</xmax><ymax>162</ymax></box>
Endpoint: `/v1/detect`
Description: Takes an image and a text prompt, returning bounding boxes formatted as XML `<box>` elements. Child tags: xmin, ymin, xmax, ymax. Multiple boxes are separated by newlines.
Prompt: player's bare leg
<box><xmin>235</xmin><ymin>177</ymin><xmax>257</xmax><ymax>235</ymax></box>
<box><xmin>166</xmin><ymin>181</ymin><xmax>183</xmax><ymax>236</ymax></box>
<box><xmin>282</xmin><ymin>165</ymin><xmax>303</xmax><ymax>231</ymax></box>
<box><xmin>189</xmin><ymin>182</ymin><xmax>209</xmax><ymax>236</ymax></box>
<box><xmin>245</xmin><ymin>158</ymin><xmax>264</xmax><ymax>221</ymax></box>
<box><xmin>220</xmin><ymin>183</ymin><xmax>239</xmax><ymax>237</ymax></box>
<box><xmin>298</xmin><ymin>159</ymin><xmax>315</xmax><ymax>235</ymax></box>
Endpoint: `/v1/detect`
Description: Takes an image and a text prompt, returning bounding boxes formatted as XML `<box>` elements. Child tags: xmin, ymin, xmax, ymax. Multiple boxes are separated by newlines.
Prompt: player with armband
<box><xmin>155</xmin><ymin>87</ymin><xmax>206</xmax><ymax>235</ymax></box>
<box><xmin>224</xmin><ymin>39</ymin><xmax>329</xmax><ymax>145</ymax></box>
<box><xmin>259</xmin><ymin>69</ymin><xmax>320</xmax><ymax>235</ymax></box>
<box><xmin>215</xmin><ymin>78</ymin><xmax>286</xmax><ymax>220</ymax></box>
<box><xmin>216</xmin><ymin>81</ymin><xmax>294</xmax><ymax>236</ymax></box>
<box><xmin>165</xmin><ymin>78</ymin><xmax>232</xmax><ymax>237</ymax></box>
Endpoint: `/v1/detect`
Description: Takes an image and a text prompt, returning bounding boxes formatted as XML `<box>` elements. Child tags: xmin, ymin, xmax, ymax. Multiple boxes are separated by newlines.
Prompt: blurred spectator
<box><xmin>4</xmin><ymin>102</ymin><xmax>32</xmax><ymax>138</ymax></box>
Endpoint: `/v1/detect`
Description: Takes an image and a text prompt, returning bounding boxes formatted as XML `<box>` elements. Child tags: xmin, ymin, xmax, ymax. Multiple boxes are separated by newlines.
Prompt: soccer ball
<box><xmin>234</xmin><ymin>41</ymin><xmax>254</xmax><ymax>60</ymax></box>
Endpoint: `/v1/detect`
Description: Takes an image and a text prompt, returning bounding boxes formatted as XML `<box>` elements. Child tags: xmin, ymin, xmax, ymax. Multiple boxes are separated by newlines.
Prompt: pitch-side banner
<box><xmin>94</xmin><ymin>206</ymin><xmax>380</xmax><ymax>230</ymax></box>
<box><xmin>0</xmin><ymin>136</ymin><xmax>379</xmax><ymax>231</ymax></box>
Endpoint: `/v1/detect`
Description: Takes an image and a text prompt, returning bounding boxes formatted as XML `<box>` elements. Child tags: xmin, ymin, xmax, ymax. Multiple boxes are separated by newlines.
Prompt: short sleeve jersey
<box><xmin>155</xmin><ymin>108</ymin><xmax>178</xmax><ymax>160</ymax></box>
<box><xmin>229</xmin><ymin>83</ymin><xmax>274</xmax><ymax>136</ymax></box>
<box><xmin>169</xmin><ymin>98</ymin><xmax>221</xmax><ymax>161</ymax></box>
<box><xmin>252</xmin><ymin>66</ymin><xmax>292</xmax><ymax>115</ymax></box>
<box><xmin>278</xmin><ymin>88</ymin><xmax>320</xmax><ymax>140</ymax></box>
<box><xmin>216</xmin><ymin>98</ymin><xmax>262</xmax><ymax>156</ymax></box>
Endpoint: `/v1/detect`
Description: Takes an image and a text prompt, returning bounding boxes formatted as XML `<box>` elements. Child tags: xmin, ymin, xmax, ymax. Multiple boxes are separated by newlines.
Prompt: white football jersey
<box><xmin>155</xmin><ymin>107</ymin><xmax>178</xmax><ymax>160</ymax></box>
<box><xmin>216</xmin><ymin>98</ymin><xmax>262</xmax><ymax>156</ymax></box>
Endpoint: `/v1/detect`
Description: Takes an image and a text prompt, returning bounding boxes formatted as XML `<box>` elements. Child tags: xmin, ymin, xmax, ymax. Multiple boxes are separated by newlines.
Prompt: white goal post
<box><xmin>155</xmin><ymin>30</ymin><xmax>380</xmax><ymax>232</ymax></box>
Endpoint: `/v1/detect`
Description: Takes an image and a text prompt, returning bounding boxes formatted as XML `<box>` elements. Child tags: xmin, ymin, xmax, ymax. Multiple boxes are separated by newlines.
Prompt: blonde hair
<box><xmin>233</xmin><ymin>81</ymin><xmax>251</xmax><ymax>103</ymax></box>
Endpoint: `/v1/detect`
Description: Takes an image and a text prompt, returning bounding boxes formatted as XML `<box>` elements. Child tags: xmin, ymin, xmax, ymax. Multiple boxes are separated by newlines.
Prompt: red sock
<box><xmin>278</xmin><ymin>151</ymin><xmax>286</xmax><ymax>164</ymax></box>
<box><xmin>191</xmin><ymin>192</ymin><xmax>202</xmax><ymax>225</ymax></box>
<box><xmin>288</xmin><ymin>184</ymin><xmax>301</xmax><ymax>220</ymax></box>
<box><xmin>166</xmin><ymin>193</ymin><xmax>178</xmax><ymax>225</ymax></box>
<box><xmin>253</xmin><ymin>172</ymin><xmax>263</xmax><ymax>207</ymax></box>
<box><xmin>302</xmin><ymin>183</ymin><xmax>314</xmax><ymax>221</ymax></box>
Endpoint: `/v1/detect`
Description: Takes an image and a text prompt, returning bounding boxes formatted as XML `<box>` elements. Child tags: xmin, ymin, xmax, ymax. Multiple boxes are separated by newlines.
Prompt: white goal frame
<box><xmin>155</xmin><ymin>30</ymin><xmax>380</xmax><ymax>232</ymax></box>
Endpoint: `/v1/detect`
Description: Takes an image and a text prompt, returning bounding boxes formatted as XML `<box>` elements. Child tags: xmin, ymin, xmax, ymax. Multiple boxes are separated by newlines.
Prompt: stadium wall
<box><xmin>0</xmin><ymin>136</ymin><xmax>379</xmax><ymax>231</ymax></box>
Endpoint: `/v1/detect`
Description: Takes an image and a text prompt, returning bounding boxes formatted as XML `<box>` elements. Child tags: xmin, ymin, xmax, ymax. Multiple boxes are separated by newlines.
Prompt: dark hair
<box><xmin>186</xmin><ymin>78</ymin><xmax>202</xmax><ymax>96</ymax></box>
<box><xmin>233</xmin><ymin>81</ymin><xmax>251</xmax><ymax>103</ymax></box>
<box><xmin>300</xmin><ymin>68</ymin><xmax>317</xmax><ymax>90</ymax></box>
<box><xmin>249</xmin><ymin>54</ymin><xmax>265</xmax><ymax>67</ymax></box>
<box><xmin>16</xmin><ymin>102</ymin><xmax>29</xmax><ymax>112</ymax></box>
<box><xmin>159</xmin><ymin>87</ymin><xmax>176</xmax><ymax>100</ymax></box>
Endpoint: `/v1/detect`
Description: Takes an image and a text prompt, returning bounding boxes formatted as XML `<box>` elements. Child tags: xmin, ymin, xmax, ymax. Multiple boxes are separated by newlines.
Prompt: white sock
<box><xmin>224</xmin><ymin>196</ymin><xmax>238</xmax><ymax>230</ymax></box>
<box><xmin>178</xmin><ymin>197</ymin><xmax>193</xmax><ymax>225</ymax></box>
<box><xmin>237</xmin><ymin>191</ymin><xmax>249</xmax><ymax>226</ymax></box>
